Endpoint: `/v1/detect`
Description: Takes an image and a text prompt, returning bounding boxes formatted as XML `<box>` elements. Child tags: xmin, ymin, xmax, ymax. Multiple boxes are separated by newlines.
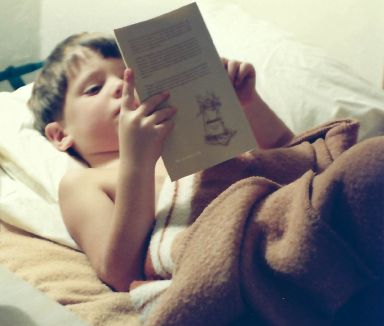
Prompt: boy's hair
<box><xmin>28</xmin><ymin>32</ymin><xmax>121</xmax><ymax>136</ymax></box>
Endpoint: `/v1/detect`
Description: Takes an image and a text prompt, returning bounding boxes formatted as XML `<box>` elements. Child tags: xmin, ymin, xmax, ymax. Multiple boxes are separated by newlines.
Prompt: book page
<box><xmin>114</xmin><ymin>2</ymin><xmax>256</xmax><ymax>181</ymax></box>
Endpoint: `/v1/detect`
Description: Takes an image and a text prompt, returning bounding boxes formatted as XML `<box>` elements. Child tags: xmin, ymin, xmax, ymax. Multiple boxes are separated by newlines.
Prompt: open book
<box><xmin>114</xmin><ymin>2</ymin><xmax>256</xmax><ymax>181</ymax></box>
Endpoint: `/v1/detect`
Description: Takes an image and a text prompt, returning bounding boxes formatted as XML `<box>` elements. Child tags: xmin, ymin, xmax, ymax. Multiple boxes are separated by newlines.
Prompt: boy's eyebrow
<box><xmin>73</xmin><ymin>70</ymin><xmax>101</xmax><ymax>91</ymax></box>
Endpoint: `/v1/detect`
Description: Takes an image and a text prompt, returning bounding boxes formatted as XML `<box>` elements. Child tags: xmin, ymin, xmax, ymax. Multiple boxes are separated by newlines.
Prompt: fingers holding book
<box><xmin>119</xmin><ymin>68</ymin><xmax>176</xmax><ymax>160</ymax></box>
<box><xmin>221</xmin><ymin>57</ymin><xmax>257</xmax><ymax>107</ymax></box>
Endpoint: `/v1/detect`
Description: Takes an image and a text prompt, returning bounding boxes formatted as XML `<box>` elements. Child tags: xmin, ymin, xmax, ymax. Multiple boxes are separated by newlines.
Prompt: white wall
<box><xmin>0</xmin><ymin>0</ymin><xmax>41</xmax><ymax>91</ymax></box>
<box><xmin>38</xmin><ymin>0</ymin><xmax>193</xmax><ymax>57</ymax></box>
<box><xmin>0</xmin><ymin>0</ymin><xmax>41</xmax><ymax>66</ymax></box>
<box><xmin>1</xmin><ymin>0</ymin><xmax>383</xmax><ymax>91</ymax></box>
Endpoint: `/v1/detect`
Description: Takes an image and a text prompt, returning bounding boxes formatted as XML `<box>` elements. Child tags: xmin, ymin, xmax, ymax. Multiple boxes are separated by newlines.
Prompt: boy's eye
<box><xmin>84</xmin><ymin>85</ymin><xmax>102</xmax><ymax>95</ymax></box>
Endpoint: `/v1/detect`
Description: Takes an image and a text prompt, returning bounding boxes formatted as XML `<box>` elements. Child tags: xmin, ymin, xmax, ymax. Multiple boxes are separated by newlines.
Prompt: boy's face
<box><xmin>60</xmin><ymin>50</ymin><xmax>130</xmax><ymax>157</ymax></box>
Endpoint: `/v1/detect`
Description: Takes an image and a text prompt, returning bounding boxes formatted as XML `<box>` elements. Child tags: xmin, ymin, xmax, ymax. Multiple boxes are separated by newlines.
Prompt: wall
<box><xmin>0</xmin><ymin>0</ymin><xmax>41</xmax><ymax>91</ymax></box>
<box><xmin>38</xmin><ymin>0</ymin><xmax>192</xmax><ymax>57</ymax></box>
<box><xmin>1</xmin><ymin>0</ymin><xmax>383</xmax><ymax>91</ymax></box>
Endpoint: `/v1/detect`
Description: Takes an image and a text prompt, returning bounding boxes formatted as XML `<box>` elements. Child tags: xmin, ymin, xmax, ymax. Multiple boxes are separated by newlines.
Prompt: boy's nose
<box><xmin>113</xmin><ymin>80</ymin><xmax>123</xmax><ymax>98</ymax></box>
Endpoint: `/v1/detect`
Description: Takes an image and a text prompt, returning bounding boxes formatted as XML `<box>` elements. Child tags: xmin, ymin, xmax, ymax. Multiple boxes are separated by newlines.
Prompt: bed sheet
<box><xmin>0</xmin><ymin>264</ymin><xmax>87</xmax><ymax>326</ymax></box>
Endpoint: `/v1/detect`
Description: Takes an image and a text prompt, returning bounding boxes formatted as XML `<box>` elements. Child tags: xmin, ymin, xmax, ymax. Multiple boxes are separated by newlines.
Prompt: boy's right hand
<box><xmin>119</xmin><ymin>68</ymin><xmax>176</xmax><ymax>168</ymax></box>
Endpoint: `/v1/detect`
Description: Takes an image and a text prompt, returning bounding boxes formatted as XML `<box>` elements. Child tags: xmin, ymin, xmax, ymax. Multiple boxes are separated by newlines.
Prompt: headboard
<box><xmin>0</xmin><ymin>61</ymin><xmax>43</xmax><ymax>90</ymax></box>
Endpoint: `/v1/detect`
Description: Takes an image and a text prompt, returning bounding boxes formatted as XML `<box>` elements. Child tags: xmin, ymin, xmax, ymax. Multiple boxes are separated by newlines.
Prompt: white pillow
<box><xmin>256</xmin><ymin>41</ymin><xmax>384</xmax><ymax>140</ymax></box>
<box><xmin>0</xmin><ymin>84</ymin><xmax>79</xmax><ymax>249</ymax></box>
<box><xmin>1</xmin><ymin>17</ymin><xmax>384</xmax><ymax>248</ymax></box>
<box><xmin>203</xmin><ymin>3</ymin><xmax>384</xmax><ymax>140</ymax></box>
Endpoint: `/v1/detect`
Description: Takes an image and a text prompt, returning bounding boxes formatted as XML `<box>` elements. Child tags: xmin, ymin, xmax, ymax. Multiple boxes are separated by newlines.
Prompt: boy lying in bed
<box><xmin>28</xmin><ymin>32</ymin><xmax>294</xmax><ymax>292</ymax></box>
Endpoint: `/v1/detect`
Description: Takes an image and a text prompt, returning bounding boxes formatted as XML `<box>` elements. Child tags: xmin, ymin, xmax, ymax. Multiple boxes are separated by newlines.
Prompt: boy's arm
<box><xmin>223</xmin><ymin>58</ymin><xmax>294</xmax><ymax>149</ymax></box>
<box><xmin>242</xmin><ymin>92</ymin><xmax>294</xmax><ymax>149</ymax></box>
<box><xmin>59</xmin><ymin>165</ymin><xmax>156</xmax><ymax>292</ymax></box>
<box><xmin>105</xmin><ymin>160</ymin><xmax>156</xmax><ymax>290</ymax></box>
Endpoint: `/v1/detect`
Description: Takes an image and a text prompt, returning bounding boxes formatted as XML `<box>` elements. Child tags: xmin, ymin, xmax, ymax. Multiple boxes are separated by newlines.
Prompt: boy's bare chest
<box><xmin>97</xmin><ymin>161</ymin><xmax>167</xmax><ymax>203</ymax></box>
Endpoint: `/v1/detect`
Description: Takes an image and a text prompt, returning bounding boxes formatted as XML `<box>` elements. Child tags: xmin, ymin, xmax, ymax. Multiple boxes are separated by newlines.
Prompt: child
<box><xmin>29</xmin><ymin>32</ymin><xmax>294</xmax><ymax>292</ymax></box>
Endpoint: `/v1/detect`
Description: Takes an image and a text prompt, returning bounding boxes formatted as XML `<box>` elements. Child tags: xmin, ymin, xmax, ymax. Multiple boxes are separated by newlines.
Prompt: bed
<box><xmin>1</xmin><ymin>9</ymin><xmax>384</xmax><ymax>326</ymax></box>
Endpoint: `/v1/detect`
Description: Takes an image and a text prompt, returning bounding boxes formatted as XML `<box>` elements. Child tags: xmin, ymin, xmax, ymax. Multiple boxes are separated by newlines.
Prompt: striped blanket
<box><xmin>1</xmin><ymin>119</ymin><xmax>381</xmax><ymax>325</ymax></box>
<box><xmin>129</xmin><ymin>119</ymin><xmax>384</xmax><ymax>325</ymax></box>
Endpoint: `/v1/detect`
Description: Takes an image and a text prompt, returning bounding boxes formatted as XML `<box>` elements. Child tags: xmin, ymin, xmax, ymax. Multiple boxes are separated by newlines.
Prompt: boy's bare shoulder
<box><xmin>59</xmin><ymin>167</ymin><xmax>117</xmax><ymax>195</ymax></box>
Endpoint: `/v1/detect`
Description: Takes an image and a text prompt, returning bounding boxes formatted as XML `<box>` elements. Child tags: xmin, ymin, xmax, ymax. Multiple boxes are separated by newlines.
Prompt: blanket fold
<box><xmin>139</xmin><ymin>119</ymin><xmax>383</xmax><ymax>325</ymax></box>
<box><xmin>240</xmin><ymin>171</ymin><xmax>374</xmax><ymax>325</ymax></box>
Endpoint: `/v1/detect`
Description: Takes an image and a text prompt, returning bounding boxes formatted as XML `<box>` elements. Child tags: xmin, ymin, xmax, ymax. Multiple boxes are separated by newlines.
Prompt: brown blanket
<box><xmin>139</xmin><ymin>119</ymin><xmax>384</xmax><ymax>325</ymax></box>
<box><xmin>0</xmin><ymin>119</ymin><xmax>382</xmax><ymax>325</ymax></box>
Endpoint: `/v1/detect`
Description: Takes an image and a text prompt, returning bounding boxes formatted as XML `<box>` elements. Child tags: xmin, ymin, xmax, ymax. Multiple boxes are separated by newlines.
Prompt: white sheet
<box><xmin>1</xmin><ymin>5</ymin><xmax>384</xmax><ymax>248</ymax></box>
<box><xmin>0</xmin><ymin>85</ymin><xmax>79</xmax><ymax>249</ymax></box>
<box><xmin>0</xmin><ymin>265</ymin><xmax>87</xmax><ymax>325</ymax></box>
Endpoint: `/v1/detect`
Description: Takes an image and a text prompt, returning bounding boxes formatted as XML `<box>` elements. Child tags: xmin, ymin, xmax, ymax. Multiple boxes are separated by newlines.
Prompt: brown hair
<box><xmin>28</xmin><ymin>32</ymin><xmax>121</xmax><ymax>136</ymax></box>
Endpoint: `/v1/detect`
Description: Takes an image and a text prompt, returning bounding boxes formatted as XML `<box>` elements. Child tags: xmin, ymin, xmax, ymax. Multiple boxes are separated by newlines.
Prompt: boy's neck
<box><xmin>85</xmin><ymin>150</ymin><xmax>120</xmax><ymax>168</ymax></box>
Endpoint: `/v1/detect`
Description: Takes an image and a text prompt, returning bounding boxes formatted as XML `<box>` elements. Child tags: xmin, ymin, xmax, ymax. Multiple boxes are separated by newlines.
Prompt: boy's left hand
<box><xmin>221</xmin><ymin>58</ymin><xmax>257</xmax><ymax>108</ymax></box>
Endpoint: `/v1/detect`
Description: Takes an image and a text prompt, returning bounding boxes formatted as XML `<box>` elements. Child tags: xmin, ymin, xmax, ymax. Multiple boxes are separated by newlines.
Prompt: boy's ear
<box><xmin>45</xmin><ymin>122</ymin><xmax>74</xmax><ymax>152</ymax></box>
